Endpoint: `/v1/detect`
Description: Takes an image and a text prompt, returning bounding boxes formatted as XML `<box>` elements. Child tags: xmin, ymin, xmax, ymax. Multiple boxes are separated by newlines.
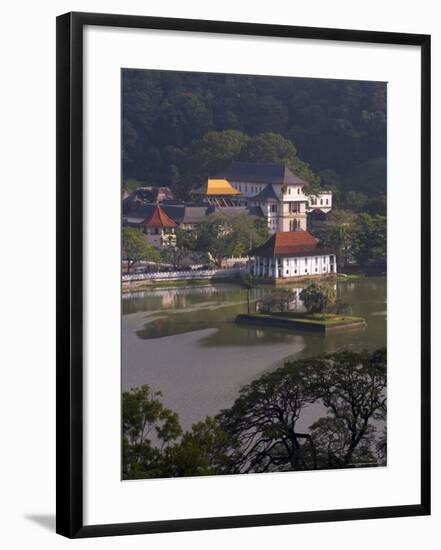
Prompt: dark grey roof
<box><xmin>123</xmin><ymin>204</ymin><xmax>151</xmax><ymax>222</ymax></box>
<box><xmin>182</xmin><ymin>206</ymin><xmax>210</xmax><ymax>224</ymax></box>
<box><xmin>247</xmin><ymin>206</ymin><xmax>265</xmax><ymax>218</ymax></box>
<box><xmin>214</xmin><ymin>161</ymin><xmax>307</xmax><ymax>185</ymax></box>
<box><xmin>162</xmin><ymin>205</ymin><xmax>185</xmax><ymax>223</ymax></box>
<box><xmin>122</xmin><ymin>193</ymin><xmax>141</xmax><ymax>210</ymax></box>
<box><xmin>125</xmin><ymin>204</ymin><xmax>185</xmax><ymax>224</ymax></box>
<box><xmin>206</xmin><ymin>205</ymin><xmax>264</xmax><ymax>220</ymax></box>
<box><xmin>122</xmin><ymin>200</ymin><xmax>266</xmax><ymax>227</ymax></box>
<box><xmin>252</xmin><ymin>185</ymin><xmax>279</xmax><ymax>201</ymax></box>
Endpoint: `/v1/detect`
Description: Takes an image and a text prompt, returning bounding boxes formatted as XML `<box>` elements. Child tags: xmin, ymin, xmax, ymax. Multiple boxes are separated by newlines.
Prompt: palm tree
<box><xmin>240</xmin><ymin>273</ymin><xmax>256</xmax><ymax>314</ymax></box>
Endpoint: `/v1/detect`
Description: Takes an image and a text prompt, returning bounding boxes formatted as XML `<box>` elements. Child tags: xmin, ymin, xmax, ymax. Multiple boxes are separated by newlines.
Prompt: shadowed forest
<box><xmin>122</xmin><ymin>70</ymin><xmax>386</xmax><ymax>213</ymax></box>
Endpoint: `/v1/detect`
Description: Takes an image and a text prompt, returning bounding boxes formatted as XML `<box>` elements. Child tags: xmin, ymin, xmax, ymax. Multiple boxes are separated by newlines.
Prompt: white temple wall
<box><xmin>250</xmin><ymin>254</ymin><xmax>336</xmax><ymax>278</ymax></box>
<box><xmin>281</xmin><ymin>255</ymin><xmax>335</xmax><ymax>277</ymax></box>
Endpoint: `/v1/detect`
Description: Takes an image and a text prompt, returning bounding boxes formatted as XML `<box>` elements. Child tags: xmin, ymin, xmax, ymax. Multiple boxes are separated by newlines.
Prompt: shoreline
<box><xmin>236</xmin><ymin>313</ymin><xmax>367</xmax><ymax>333</ymax></box>
<box><xmin>122</xmin><ymin>276</ymin><xmax>240</xmax><ymax>293</ymax></box>
<box><xmin>122</xmin><ymin>271</ymin><xmax>383</xmax><ymax>293</ymax></box>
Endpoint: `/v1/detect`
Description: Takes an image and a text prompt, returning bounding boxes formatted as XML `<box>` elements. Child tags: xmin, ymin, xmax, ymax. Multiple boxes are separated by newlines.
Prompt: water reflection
<box><xmin>122</xmin><ymin>277</ymin><xmax>386</xmax><ymax>430</ymax></box>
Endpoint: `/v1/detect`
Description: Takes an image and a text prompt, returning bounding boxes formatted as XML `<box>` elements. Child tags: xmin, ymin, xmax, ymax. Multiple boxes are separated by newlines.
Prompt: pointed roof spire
<box><xmin>144</xmin><ymin>204</ymin><xmax>178</xmax><ymax>228</ymax></box>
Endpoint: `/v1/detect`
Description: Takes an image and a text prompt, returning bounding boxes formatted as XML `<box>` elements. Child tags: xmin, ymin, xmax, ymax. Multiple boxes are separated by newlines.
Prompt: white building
<box><xmin>249</xmin><ymin>230</ymin><xmax>336</xmax><ymax>281</ymax></box>
<box><xmin>215</xmin><ymin>162</ymin><xmax>331</xmax><ymax>234</ymax></box>
<box><xmin>307</xmin><ymin>190</ymin><xmax>333</xmax><ymax>214</ymax></box>
<box><xmin>140</xmin><ymin>203</ymin><xmax>177</xmax><ymax>248</ymax></box>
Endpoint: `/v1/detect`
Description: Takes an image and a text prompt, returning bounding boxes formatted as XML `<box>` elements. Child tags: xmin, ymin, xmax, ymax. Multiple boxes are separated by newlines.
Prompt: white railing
<box><xmin>122</xmin><ymin>267</ymin><xmax>245</xmax><ymax>282</ymax></box>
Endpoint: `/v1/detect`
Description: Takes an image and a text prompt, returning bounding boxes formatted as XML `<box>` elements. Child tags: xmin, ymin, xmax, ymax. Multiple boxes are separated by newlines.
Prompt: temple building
<box><xmin>192</xmin><ymin>178</ymin><xmax>241</xmax><ymax>206</ymax></box>
<box><xmin>214</xmin><ymin>161</ymin><xmax>332</xmax><ymax>233</ymax></box>
<box><xmin>249</xmin><ymin>230</ymin><xmax>336</xmax><ymax>281</ymax></box>
<box><xmin>307</xmin><ymin>190</ymin><xmax>332</xmax><ymax>214</ymax></box>
<box><xmin>121</xmin><ymin>163</ymin><xmax>334</xmax><ymax>251</ymax></box>
<box><xmin>140</xmin><ymin>204</ymin><xmax>177</xmax><ymax>248</ymax></box>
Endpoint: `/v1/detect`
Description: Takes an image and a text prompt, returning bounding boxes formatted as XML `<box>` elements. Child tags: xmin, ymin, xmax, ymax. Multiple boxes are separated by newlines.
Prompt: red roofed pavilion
<box><xmin>142</xmin><ymin>204</ymin><xmax>177</xmax><ymax>248</ymax></box>
<box><xmin>249</xmin><ymin>230</ymin><xmax>336</xmax><ymax>281</ymax></box>
<box><xmin>144</xmin><ymin>204</ymin><xmax>178</xmax><ymax>228</ymax></box>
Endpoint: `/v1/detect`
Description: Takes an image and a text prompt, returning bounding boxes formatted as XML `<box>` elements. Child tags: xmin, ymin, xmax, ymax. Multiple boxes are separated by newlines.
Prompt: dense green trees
<box><xmin>122</xmin><ymin>70</ymin><xmax>386</xmax><ymax>209</ymax></box>
<box><xmin>123</xmin><ymin>385</ymin><xmax>182</xmax><ymax>479</ymax></box>
<box><xmin>169</xmin><ymin>130</ymin><xmax>249</xmax><ymax>198</ymax></box>
<box><xmin>352</xmin><ymin>213</ymin><xmax>387</xmax><ymax>268</ymax></box>
<box><xmin>168</xmin><ymin>130</ymin><xmax>320</xmax><ymax>198</ymax></box>
<box><xmin>258</xmin><ymin>288</ymin><xmax>297</xmax><ymax>313</ymax></box>
<box><xmin>314</xmin><ymin>210</ymin><xmax>386</xmax><ymax>269</ymax></box>
<box><xmin>124</xmin><ymin>214</ymin><xmax>270</xmax><ymax>271</ymax></box>
<box><xmin>299</xmin><ymin>282</ymin><xmax>337</xmax><ymax>314</ymax></box>
<box><xmin>163</xmin><ymin>417</ymin><xmax>231</xmax><ymax>477</ymax></box>
<box><xmin>159</xmin><ymin>227</ymin><xmax>197</xmax><ymax>268</ymax></box>
<box><xmin>123</xmin><ymin>386</ymin><xmax>232</xmax><ymax>479</ymax></box>
<box><xmin>219</xmin><ymin>348</ymin><xmax>386</xmax><ymax>472</ymax></box>
<box><xmin>194</xmin><ymin>213</ymin><xmax>269</xmax><ymax>267</ymax></box>
<box><xmin>240</xmin><ymin>132</ymin><xmax>320</xmax><ymax>188</ymax></box>
<box><xmin>122</xmin><ymin>349</ymin><xmax>387</xmax><ymax>478</ymax></box>
<box><xmin>122</xmin><ymin>227</ymin><xmax>160</xmax><ymax>272</ymax></box>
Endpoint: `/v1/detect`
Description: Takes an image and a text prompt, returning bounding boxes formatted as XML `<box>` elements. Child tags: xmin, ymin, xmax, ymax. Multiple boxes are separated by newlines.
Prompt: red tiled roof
<box><xmin>250</xmin><ymin>231</ymin><xmax>333</xmax><ymax>258</ymax></box>
<box><xmin>144</xmin><ymin>204</ymin><xmax>178</xmax><ymax>228</ymax></box>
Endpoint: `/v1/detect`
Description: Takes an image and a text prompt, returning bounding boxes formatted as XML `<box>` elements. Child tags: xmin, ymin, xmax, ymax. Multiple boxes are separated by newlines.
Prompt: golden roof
<box><xmin>195</xmin><ymin>178</ymin><xmax>240</xmax><ymax>196</ymax></box>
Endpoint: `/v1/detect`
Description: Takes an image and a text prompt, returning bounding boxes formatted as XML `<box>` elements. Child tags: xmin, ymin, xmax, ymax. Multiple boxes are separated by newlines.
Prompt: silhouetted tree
<box><xmin>218</xmin><ymin>349</ymin><xmax>387</xmax><ymax>472</ymax></box>
<box><xmin>240</xmin><ymin>273</ymin><xmax>257</xmax><ymax>314</ymax></box>
<box><xmin>122</xmin><ymin>350</ymin><xmax>387</xmax><ymax>478</ymax></box>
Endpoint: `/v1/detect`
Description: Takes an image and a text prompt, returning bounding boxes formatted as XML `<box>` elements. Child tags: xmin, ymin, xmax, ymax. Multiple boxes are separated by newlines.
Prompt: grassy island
<box><xmin>235</xmin><ymin>312</ymin><xmax>366</xmax><ymax>333</ymax></box>
<box><xmin>236</xmin><ymin>280</ymin><xmax>367</xmax><ymax>333</ymax></box>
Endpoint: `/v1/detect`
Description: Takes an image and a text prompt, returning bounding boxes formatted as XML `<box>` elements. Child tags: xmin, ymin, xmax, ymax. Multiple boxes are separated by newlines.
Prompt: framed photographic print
<box><xmin>56</xmin><ymin>11</ymin><xmax>431</xmax><ymax>538</ymax></box>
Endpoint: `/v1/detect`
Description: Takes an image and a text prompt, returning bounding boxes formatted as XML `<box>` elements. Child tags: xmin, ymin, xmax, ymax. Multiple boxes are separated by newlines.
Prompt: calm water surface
<box><xmin>122</xmin><ymin>277</ymin><xmax>386</xmax><ymax>431</ymax></box>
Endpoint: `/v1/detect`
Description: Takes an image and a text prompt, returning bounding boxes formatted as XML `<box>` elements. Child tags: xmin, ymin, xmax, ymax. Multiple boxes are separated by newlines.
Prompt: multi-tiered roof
<box><xmin>215</xmin><ymin>161</ymin><xmax>307</xmax><ymax>186</ymax></box>
<box><xmin>250</xmin><ymin>230</ymin><xmax>334</xmax><ymax>258</ymax></box>
<box><xmin>193</xmin><ymin>178</ymin><xmax>240</xmax><ymax>196</ymax></box>
<box><xmin>143</xmin><ymin>204</ymin><xmax>177</xmax><ymax>228</ymax></box>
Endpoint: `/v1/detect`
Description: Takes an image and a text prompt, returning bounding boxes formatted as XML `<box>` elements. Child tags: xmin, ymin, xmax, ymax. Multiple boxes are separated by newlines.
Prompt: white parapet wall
<box><xmin>122</xmin><ymin>267</ymin><xmax>245</xmax><ymax>283</ymax></box>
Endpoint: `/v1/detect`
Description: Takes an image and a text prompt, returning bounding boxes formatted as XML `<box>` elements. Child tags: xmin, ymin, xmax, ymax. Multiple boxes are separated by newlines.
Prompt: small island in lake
<box><xmin>236</xmin><ymin>280</ymin><xmax>366</xmax><ymax>333</ymax></box>
<box><xmin>236</xmin><ymin>312</ymin><xmax>366</xmax><ymax>333</ymax></box>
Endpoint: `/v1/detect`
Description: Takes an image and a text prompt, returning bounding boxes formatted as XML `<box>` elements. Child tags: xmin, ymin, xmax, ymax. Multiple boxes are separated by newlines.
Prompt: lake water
<box><xmin>122</xmin><ymin>276</ymin><xmax>386</xmax><ymax>431</ymax></box>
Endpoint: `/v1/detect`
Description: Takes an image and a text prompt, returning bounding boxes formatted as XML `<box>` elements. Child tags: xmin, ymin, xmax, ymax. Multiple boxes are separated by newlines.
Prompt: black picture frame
<box><xmin>56</xmin><ymin>11</ymin><xmax>431</xmax><ymax>539</ymax></box>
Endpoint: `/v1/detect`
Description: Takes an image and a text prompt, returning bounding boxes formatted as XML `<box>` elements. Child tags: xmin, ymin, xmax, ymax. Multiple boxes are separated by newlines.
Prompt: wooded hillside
<box><xmin>122</xmin><ymin>70</ymin><xmax>386</xmax><ymax>210</ymax></box>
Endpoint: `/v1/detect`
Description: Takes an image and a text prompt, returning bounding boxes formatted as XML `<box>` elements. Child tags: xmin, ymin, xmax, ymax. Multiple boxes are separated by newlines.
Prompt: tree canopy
<box><xmin>258</xmin><ymin>289</ymin><xmax>297</xmax><ymax>313</ymax></box>
<box><xmin>122</xmin><ymin>227</ymin><xmax>160</xmax><ymax>272</ymax></box>
<box><xmin>299</xmin><ymin>282</ymin><xmax>337</xmax><ymax>314</ymax></box>
<box><xmin>123</xmin><ymin>385</ymin><xmax>182</xmax><ymax>479</ymax></box>
<box><xmin>122</xmin><ymin>70</ymin><xmax>386</xmax><ymax>210</ymax></box>
<box><xmin>122</xmin><ymin>349</ymin><xmax>387</xmax><ymax>478</ymax></box>
<box><xmin>314</xmin><ymin>210</ymin><xmax>386</xmax><ymax>268</ymax></box>
<box><xmin>194</xmin><ymin>213</ymin><xmax>269</xmax><ymax>267</ymax></box>
<box><xmin>168</xmin><ymin>130</ymin><xmax>320</xmax><ymax>198</ymax></box>
<box><xmin>218</xmin><ymin>348</ymin><xmax>386</xmax><ymax>472</ymax></box>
